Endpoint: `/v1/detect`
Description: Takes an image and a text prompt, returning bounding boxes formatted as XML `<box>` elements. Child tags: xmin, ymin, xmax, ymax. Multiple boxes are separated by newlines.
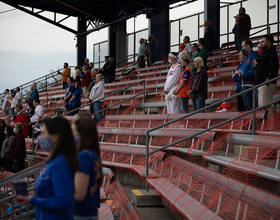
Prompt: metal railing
<box><xmin>31</xmin><ymin>79</ymin><xmax>147</xmax><ymax>152</ymax></box>
<box><xmin>0</xmin><ymin>161</ymin><xmax>45</xmax><ymax>219</ymax></box>
<box><xmin>145</xmin><ymin>76</ymin><xmax>280</xmax><ymax>191</ymax></box>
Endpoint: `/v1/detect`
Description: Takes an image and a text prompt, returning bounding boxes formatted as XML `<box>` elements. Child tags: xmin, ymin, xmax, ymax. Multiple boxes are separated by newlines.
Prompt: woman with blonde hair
<box><xmin>74</xmin><ymin>69</ymin><xmax>82</xmax><ymax>84</ymax></box>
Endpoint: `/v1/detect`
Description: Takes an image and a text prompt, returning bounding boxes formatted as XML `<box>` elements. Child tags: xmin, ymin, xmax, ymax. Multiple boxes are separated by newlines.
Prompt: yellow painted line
<box><xmin>132</xmin><ymin>189</ymin><xmax>143</xmax><ymax>196</ymax></box>
<box><xmin>234</xmin><ymin>145</ymin><xmax>252</xmax><ymax>149</ymax></box>
<box><xmin>105</xmin><ymin>200</ymin><xmax>115</xmax><ymax>209</ymax></box>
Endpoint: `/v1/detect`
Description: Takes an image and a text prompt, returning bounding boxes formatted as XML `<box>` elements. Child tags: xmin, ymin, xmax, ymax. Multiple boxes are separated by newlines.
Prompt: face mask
<box><xmin>139</xmin><ymin>41</ymin><xmax>141</xmax><ymax>44</ymax></box>
<box><xmin>14</xmin><ymin>109</ymin><xmax>17</xmax><ymax>114</ymax></box>
<box><xmin>168</xmin><ymin>59</ymin><xmax>173</xmax><ymax>64</ymax></box>
<box><xmin>38</xmin><ymin>135</ymin><xmax>54</xmax><ymax>151</ymax></box>
<box><xmin>74</xmin><ymin>135</ymin><xmax>80</xmax><ymax>145</ymax></box>
<box><xmin>13</xmin><ymin>128</ymin><xmax>17</xmax><ymax>134</ymax></box>
<box><xmin>27</xmin><ymin>106</ymin><xmax>30</xmax><ymax>110</ymax></box>
<box><xmin>4</xmin><ymin>131</ymin><xmax>7</xmax><ymax>135</ymax></box>
<box><xmin>191</xmin><ymin>48</ymin><xmax>196</xmax><ymax>52</ymax></box>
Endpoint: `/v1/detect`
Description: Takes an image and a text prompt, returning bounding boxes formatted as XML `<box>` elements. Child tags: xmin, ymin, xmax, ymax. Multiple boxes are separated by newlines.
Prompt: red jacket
<box><xmin>14</xmin><ymin>112</ymin><xmax>29</xmax><ymax>138</ymax></box>
<box><xmin>82</xmin><ymin>71</ymin><xmax>91</xmax><ymax>88</ymax></box>
<box><xmin>9</xmin><ymin>131</ymin><xmax>26</xmax><ymax>160</ymax></box>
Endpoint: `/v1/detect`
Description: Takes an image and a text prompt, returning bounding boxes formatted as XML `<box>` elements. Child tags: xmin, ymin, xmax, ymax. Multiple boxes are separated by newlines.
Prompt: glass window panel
<box><xmin>199</xmin><ymin>13</ymin><xmax>204</xmax><ymax>39</ymax></box>
<box><xmin>243</xmin><ymin>0</ymin><xmax>267</xmax><ymax>29</ymax></box>
<box><xmin>135</xmin><ymin>14</ymin><xmax>148</xmax><ymax>31</ymax></box>
<box><xmin>127</xmin><ymin>34</ymin><xmax>134</xmax><ymax>56</ymax></box>
<box><xmin>100</xmin><ymin>42</ymin><xmax>108</xmax><ymax>63</ymax></box>
<box><xmin>127</xmin><ymin>18</ymin><xmax>135</xmax><ymax>34</ymax></box>
<box><xmin>180</xmin><ymin>16</ymin><xmax>199</xmax><ymax>44</ymax></box>
<box><xmin>170</xmin><ymin>21</ymin><xmax>179</xmax><ymax>46</ymax></box>
<box><xmin>94</xmin><ymin>44</ymin><xmax>99</xmax><ymax>63</ymax></box>
<box><xmin>220</xmin><ymin>6</ymin><xmax>227</xmax><ymax>35</ymax></box>
<box><xmin>170</xmin><ymin>46</ymin><xmax>178</xmax><ymax>53</ymax></box>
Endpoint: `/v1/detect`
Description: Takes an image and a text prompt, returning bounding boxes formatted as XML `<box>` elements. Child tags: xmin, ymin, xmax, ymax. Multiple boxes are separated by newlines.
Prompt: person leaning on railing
<box><xmin>16</xmin><ymin>117</ymin><xmax>79</xmax><ymax>220</ymax></box>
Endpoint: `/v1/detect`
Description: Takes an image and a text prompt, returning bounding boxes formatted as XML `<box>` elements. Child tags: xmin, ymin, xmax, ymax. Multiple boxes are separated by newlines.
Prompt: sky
<box><xmin>0</xmin><ymin>0</ymin><xmax>273</xmax><ymax>93</ymax></box>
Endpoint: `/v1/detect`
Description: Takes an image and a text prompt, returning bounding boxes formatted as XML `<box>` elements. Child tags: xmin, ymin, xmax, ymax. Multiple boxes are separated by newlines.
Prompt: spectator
<box><xmin>71</xmin><ymin>113</ymin><xmax>102</xmax><ymax>219</ymax></box>
<box><xmin>178</xmin><ymin>36</ymin><xmax>192</xmax><ymax>62</ymax></box>
<box><xmin>187</xmin><ymin>57</ymin><xmax>208</xmax><ymax>111</ymax></box>
<box><xmin>0</xmin><ymin>119</ymin><xmax>7</xmax><ymax>152</ymax></box>
<box><xmin>173</xmin><ymin>57</ymin><xmax>192</xmax><ymax>113</ymax></box>
<box><xmin>190</xmin><ymin>43</ymin><xmax>200</xmax><ymax>71</ymax></box>
<box><xmin>146</xmin><ymin>33</ymin><xmax>158</xmax><ymax>66</ymax></box>
<box><xmin>25</xmin><ymin>82</ymin><xmax>39</xmax><ymax>103</ymax></box>
<box><xmin>2</xmin><ymin>89</ymin><xmax>10</xmax><ymax>116</ymax></box>
<box><xmin>14</xmin><ymin>104</ymin><xmax>29</xmax><ymax>138</ymax></box>
<box><xmin>30</xmin><ymin>99</ymin><xmax>44</xmax><ymax>138</ymax></box>
<box><xmin>197</xmin><ymin>38</ymin><xmax>208</xmax><ymax>70</ymax></box>
<box><xmin>255</xmin><ymin>35</ymin><xmax>279</xmax><ymax>124</ymax></box>
<box><xmin>103</xmin><ymin>57</ymin><xmax>116</xmax><ymax>84</ymax></box>
<box><xmin>1</xmin><ymin>126</ymin><xmax>14</xmax><ymax>172</ymax></box>
<box><xmin>138</xmin><ymin>38</ymin><xmax>146</xmax><ymax>68</ymax></box>
<box><xmin>89</xmin><ymin>62</ymin><xmax>94</xmax><ymax>72</ymax></box>
<box><xmin>10</xmin><ymin>87</ymin><xmax>22</xmax><ymax>117</ymax></box>
<box><xmin>69</xmin><ymin>81</ymin><xmax>83</xmax><ymax>116</ymax></box>
<box><xmin>58</xmin><ymin>63</ymin><xmax>71</xmax><ymax>89</ymax></box>
<box><xmin>17</xmin><ymin>117</ymin><xmax>78</xmax><ymax>219</ymax></box>
<box><xmin>89</xmin><ymin>74</ymin><xmax>104</xmax><ymax>123</ymax></box>
<box><xmin>232</xmin><ymin>49</ymin><xmax>247</xmax><ymax>111</ymax></box>
<box><xmin>204</xmin><ymin>20</ymin><xmax>216</xmax><ymax>54</ymax></box>
<box><xmin>163</xmin><ymin>53</ymin><xmax>183</xmax><ymax>114</ymax></box>
<box><xmin>240</xmin><ymin>39</ymin><xmax>258</xmax><ymax>110</ymax></box>
<box><xmin>84</xmin><ymin>58</ymin><xmax>89</xmax><ymax>67</ymax></box>
<box><xmin>74</xmin><ymin>68</ymin><xmax>82</xmax><ymax>84</ymax></box>
<box><xmin>63</xmin><ymin>77</ymin><xmax>75</xmax><ymax>115</ymax></box>
<box><xmin>9</xmin><ymin>123</ymin><xmax>26</xmax><ymax>173</ymax></box>
<box><xmin>90</xmin><ymin>68</ymin><xmax>98</xmax><ymax>80</ymax></box>
<box><xmin>88</xmin><ymin>70</ymin><xmax>97</xmax><ymax>114</ymax></box>
<box><xmin>232</xmin><ymin>7</ymin><xmax>251</xmax><ymax>51</ymax></box>
<box><xmin>27</xmin><ymin>101</ymin><xmax>35</xmax><ymax>138</ymax></box>
<box><xmin>81</xmin><ymin>65</ymin><xmax>91</xmax><ymax>97</ymax></box>
<box><xmin>99</xmin><ymin>56</ymin><xmax>110</xmax><ymax>75</ymax></box>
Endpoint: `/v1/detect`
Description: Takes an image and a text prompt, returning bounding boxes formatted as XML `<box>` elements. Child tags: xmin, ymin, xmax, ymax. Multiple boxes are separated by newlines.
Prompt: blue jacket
<box><xmin>240</xmin><ymin>50</ymin><xmax>258</xmax><ymax>87</ymax></box>
<box><xmin>29</xmin><ymin>88</ymin><xmax>39</xmax><ymax>102</ymax></box>
<box><xmin>232</xmin><ymin>64</ymin><xmax>242</xmax><ymax>90</ymax></box>
<box><xmin>30</xmin><ymin>154</ymin><xmax>75</xmax><ymax>220</ymax></box>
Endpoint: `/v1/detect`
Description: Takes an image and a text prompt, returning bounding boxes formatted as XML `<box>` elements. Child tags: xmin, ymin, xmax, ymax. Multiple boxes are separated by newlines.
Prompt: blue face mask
<box><xmin>139</xmin><ymin>41</ymin><xmax>141</xmax><ymax>44</ymax></box>
<box><xmin>74</xmin><ymin>135</ymin><xmax>80</xmax><ymax>145</ymax></box>
<box><xmin>14</xmin><ymin>109</ymin><xmax>17</xmax><ymax>114</ymax></box>
<box><xmin>38</xmin><ymin>135</ymin><xmax>53</xmax><ymax>151</ymax></box>
<box><xmin>13</xmin><ymin>128</ymin><xmax>17</xmax><ymax>134</ymax></box>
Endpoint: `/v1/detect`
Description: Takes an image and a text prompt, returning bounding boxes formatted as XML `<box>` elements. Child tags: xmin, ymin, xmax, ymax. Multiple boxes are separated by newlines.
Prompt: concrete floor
<box><xmin>122</xmin><ymin>184</ymin><xmax>176</xmax><ymax>220</ymax></box>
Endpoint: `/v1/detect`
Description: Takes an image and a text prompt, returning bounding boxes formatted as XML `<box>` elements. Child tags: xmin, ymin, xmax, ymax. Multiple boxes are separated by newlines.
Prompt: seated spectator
<box><xmin>232</xmin><ymin>49</ymin><xmax>246</xmax><ymax>111</ymax></box>
<box><xmin>163</xmin><ymin>52</ymin><xmax>183</xmax><ymax>114</ymax></box>
<box><xmin>197</xmin><ymin>38</ymin><xmax>208</xmax><ymax>70</ymax></box>
<box><xmin>173</xmin><ymin>57</ymin><xmax>192</xmax><ymax>113</ymax></box>
<box><xmin>240</xmin><ymin>39</ymin><xmax>258</xmax><ymax>110</ymax></box>
<box><xmin>74</xmin><ymin>68</ymin><xmax>82</xmax><ymax>84</ymax></box>
<box><xmin>69</xmin><ymin>81</ymin><xmax>83</xmax><ymax>116</ymax></box>
<box><xmin>27</xmin><ymin>101</ymin><xmax>35</xmax><ymax>138</ymax></box>
<box><xmin>190</xmin><ymin>43</ymin><xmax>199</xmax><ymax>71</ymax></box>
<box><xmin>103</xmin><ymin>57</ymin><xmax>116</xmax><ymax>83</ymax></box>
<box><xmin>10</xmin><ymin>123</ymin><xmax>26</xmax><ymax>173</ymax></box>
<box><xmin>63</xmin><ymin>77</ymin><xmax>75</xmax><ymax>115</ymax></box>
<box><xmin>25</xmin><ymin>82</ymin><xmax>39</xmax><ymax>103</ymax></box>
<box><xmin>1</xmin><ymin>126</ymin><xmax>15</xmax><ymax>172</ymax></box>
<box><xmin>187</xmin><ymin>57</ymin><xmax>208</xmax><ymax>111</ymax></box>
<box><xmin>10</xmin><ymin>87</ymin><xmax>22</xmax><ymax>117</ymax></box>
<box><xmin>89</xmin><ymin>62</ymin><xmax>94</xmax><ymax>71</ymax></box>
<box><xmin>90</xmin><ymin>69</ymin><xmax>98</xmax><ymax>80</ymax></box>
<box><xmin>71</xmin><ymin>113</ymin><xmax>102</xmax><ymax>219</ymax></box>
<box><xmin>14</xmin><ymin>104</ymin><xmax>29</xmax><ymax>138</ymax></box>
<box><xmin>81</xmin><ymin>65</ymin><xmax>91</xmax><ymax>97</ymax></box>
<box><xmin>2</xmin><ymin>89</ymin><xmax>10</xmax><ymax>116</ymax></box>
<box><xmin>0</xmin><ymin>119</ymin><xmax>7</xmax><ymax>151</ymax></box>
<box><xmin>58</xmin><ymin>63</ymin><xmax>71</xmax><ymax>89</ymax></box>
<box><xmin>30</xmin><ymin>99</ymin><xmax>44</xmax><ymax>138</ymax></box>
<box><xmin>178</xmin><ymin>36</ymin><xmax>192</xmax><ymax>62</ymax></box>
<box><xmin>89</xmin><ymin>74</ymin><xmax>104</xmax><ymax>123</ymax></box>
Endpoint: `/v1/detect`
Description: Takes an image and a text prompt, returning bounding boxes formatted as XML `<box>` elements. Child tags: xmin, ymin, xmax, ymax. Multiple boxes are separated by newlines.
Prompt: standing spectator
<box><xmin>69</xmin><ymin>81</ymin><xmax>83</xmax><ymax>116</ymax></box>
<box><xmin>204</xmin><ymin>20</ymin><xmax>216</xmax><ymax>54</ymax></box>
<box><xmin>146</xmin><ymin>34</ymin><xmax>158</xmax><ymax>67</ymax></box>
<box><xmin>63</xmin><ymin>77</ymin><xmax>75</xmax><ymax>115</ymax></box>
<box><xmin>10</xmin><ymin>87</ymin><xmax>22</xmax><ymax>117</ymax></box>
<box><xmin>74</xmin><ymin>68</ymin><xmax>82</xmax><ymax>84</ymax></box>
<box><xmin>88</xmin><ymin>62</ymin><xmax>94</xmax><ymax>72</ymax></box>
<box><xmin>173</xmin><ymin>57</ymin><xmax>192</xmax><ymax>113</ymax></box>
<box><xmin>187</xmin><ymin>57</ymin><xmax>208</xmax><ymax>111</ymax></box>
<box><xmin>232</xmin><ymin>49</ymin><xmax>246</xmax><ymax>111</ymax></box>
<box><xmin>82</xmin><ymin>65</ymin><xmax>91</xmax><ymax>97</ymax></box>
<box><xmin>14</xmin><ymin>104</ymin><xmax>29</xmax><ymax>138</ymax></box>
<box><xmin>163</xmin><ymin>53</ymin><xmax>183</xmax><ymax>114</ymax></box>
<box><xmin>84</xmin><ymin>58</ymin><xmax>89</xmax><ymax>67</ymax></box>
<box><xmin>25</xmin><ymin>82</ymin><xmax>39</xmax><ymax>103</ymax></box>
<box><xmin>99</xmin><ymin>56</ymin><xmax>110</xmax><ymax>75</ymax></box>
<box><xmin>88</xmin><ymin>70</ymin><xmax>97</xmax><ymax>115</ymax></box>
<box><xmin>1</xmin><ymin>126</ymin><xmax>14</xmax><ymax>172</ymax></box>
<box><xmin>71</xmin><ymin>113</ymin><xmax>102</xmax><ymax>220</ymax></box>
<box><xmin>232</xmin><ymin>7</ymin><xmax>251</xmax><ymax>51</ymax></box>
<box><xmin>197</xmin><ymin>38</ymin><xmax>208</xmax><ymax>70</ymax></box>
<box><xmin>239</xmin><ymin>39</ymin><xmax>258</xmax><ymax>110</ymax></box>
<box><xmin>27</xmin><ymin>101</ymin><xmax>35</xmax><ymax>138</ymax></box>
<box><xmin>178</xmin><ymin>36</ymin><xmax>192</xmax><ymax>62</ymax></box>
<box><xmin>30</xmin><ymin>99</ymin><xmax>44</xmax><ymax>138</ymax></box>
<box><xmin>9</xmin><ymin>123</ymin><xmax>26</xmax><ymax>173</ymax></box>
<box><xmin>58</xmin><ymin>63</ymin><xmax>71</xmax><ymax>89</ymax></box>
<box><xmin>16</xmin><ymin>117</ymin><xmax>78</xmax><ymax>219</ymax></box>
<box><xmin>89</xmin><ymin>74</ymin><xmax>104</xmax><ymax>123</ymax></box>
<box><xmin>255</xmin><ymin>35</ymin><xmax>279</xmax><ymax>123</ymax></box>
<box><xmin>138</xmin><ymin>38</ymin><xmax>146</xmax><ymax>68</ymax></box>
<box><xmin>0</xmin><ymin>119</ymin><xmax>7</xmax><ymax>152</ymax></box>
<box><xmin>104</xmin><ymin>57</ymin><xmax>116</xmax><ymax>84</ymax></box>
<box><xmin>190</xmin><ymin>43</ymin><xmax>200</xmax><ymax>71</ymax></box>
<box><xmin>2</xmin><ymin>89</ymin><xmax>10</xmax><ymax>116</ymax></box>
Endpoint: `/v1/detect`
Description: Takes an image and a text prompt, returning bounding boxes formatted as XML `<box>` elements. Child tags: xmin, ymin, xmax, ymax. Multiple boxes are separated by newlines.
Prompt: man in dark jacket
<box><xmin>0</xmin><ymin>119</ymin><xmax>7</xmax><ymax>152</ymax></box>
<box><xmin>204</xmin><ymin>20</ymin><xmax>216</xmax><ymax>54</ymax></box>
<box><xmin>104</xmin><ymin>57</ymin><xmax>116</xmax><ymax>83</ymax></box>
<box><xmin>146</xmin><ymin>34</ymin><xmax>158</xmax><ymax>67</ymax></box>
<box><xmin>255</xmin><ymin>35</ymin><xmax>279</xmax><ymax>122</ymax></box>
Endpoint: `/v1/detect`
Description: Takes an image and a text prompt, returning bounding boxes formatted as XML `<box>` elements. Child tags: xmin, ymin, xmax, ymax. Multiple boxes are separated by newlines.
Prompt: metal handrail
<box><xmin>31</xmin><ymin>79</ymin><xmax>147</xmax><ymax>152</ymax></box>
<box><xmin>145</xmin><ymin>75</ymin><xmax>280</xmax><ymax>191</ymax></box>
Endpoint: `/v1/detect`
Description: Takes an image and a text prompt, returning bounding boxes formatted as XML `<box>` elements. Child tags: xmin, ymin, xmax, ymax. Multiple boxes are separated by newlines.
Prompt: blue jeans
<box><xmin>180</xmin><ymin>97</ymin><xmax>189</xmax><ymax>113</ymax></box>
<box><xmin>93</xmin><ymin>101</ymin><xmax>104</xmax><ymax>123</ymax></box>
<box><xmin>73</xmin><ymin>215</ymin><xmax>98</xmax><ymax>220</ymax></box>
<box><xmin>192</xmin><ymin>96</ymin><xmax>206</xmax><ymax>112</ymax></box>
<box><xmin>235</xmin><ymin>36</ymin><xmax>247</xmax><ymax>51</ymax></box>
<box><xmin>241</xmin><ymin>86</ymin><xmax>253</xmax><ymax>110</ymax></box>
<box><xmin>105</xmin><ymin>75</ymin><xmax>114</xmax><ymax>83</ymax></box>
<box><xmin>10</xmin><ymin>108</ymin><xmax>15</xmax><ymax>117</ymax></box>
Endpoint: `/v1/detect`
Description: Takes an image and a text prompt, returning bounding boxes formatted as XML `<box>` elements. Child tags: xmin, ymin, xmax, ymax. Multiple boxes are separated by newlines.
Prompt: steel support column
<box><xmin>77</xmin><ymin>16</ymin><xmax>87</xmax><ymax>67</ymax></box>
